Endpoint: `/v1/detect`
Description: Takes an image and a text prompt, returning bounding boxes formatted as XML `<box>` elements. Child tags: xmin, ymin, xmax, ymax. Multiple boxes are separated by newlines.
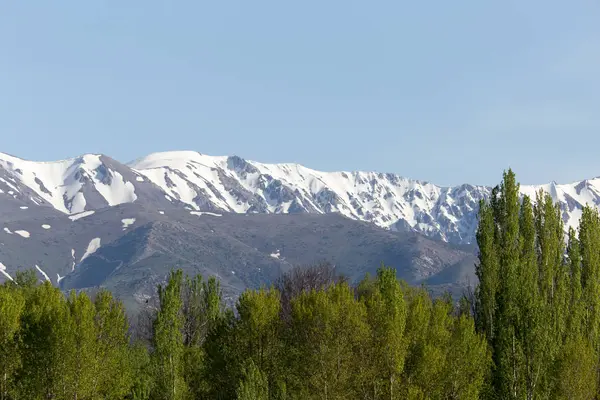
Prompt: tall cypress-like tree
<box><xmin>181</xmin><ymin>274</ymin><xmax>206</xmax><ymax>399</ymax></box>
<box><xmin>475</xmin><ymin>170</ymin><xmax>572</xmax><ymax>399</ymax></box>
<box><xmin>93</xmin><ymin>289</ymin><xmax>134</xmax><ymax>399</ymax></box>
<box><xmin>443</xmin><ymin>315</ymin><xmax>490</xmax><ymax>400</ymax></box>
<box><xmin>234</xmin><ymin>288</ymin><xmax>282</xmax><ymax>392</ymax></box>
<box><xmin>152</xmin><ymin>270</ymin><xmax>187</xmax><ymax>400</ymax></box>
<box><xmin>579</xmin><ymin>206</ymin><xmax>600</xmax><ymax>343</ymax></box>
<box><xmin>578</xmin><ymin>206</ymin><xmax>600</xmax><ymax>392</ymax></box>
<box><xmin>64</xmin><ymin>291</ymin><xmax>97</xmax><ymax>400</ymax></box>
<box><xmin>554</xmin><ymin>335</ymin><xmax>597</xmax><ymax>399</ymax></box>
<box><xmin>567</xmin><ymin>227</ymin><xmax>584</xmax><ymax>338</ymax></box>
<box><xmin>236</xmin><ymin>360</ymin><xmax>269</xmax><ymax>400</ymax></box>
<box><xmin>363</xmin><ymin>265</ymin><xmax>408</xmax><ymax>399</ymax></box>
<box><xmin>474</xmin><ymin>199</ymin><xmax>499</xmax><ymax>343</ymax></box>
<box><xmin>402</xmin><ymin>287</ymin><xmax>433</xmax><ymax>398</ymax></box>
<box><xmin>518</xmin><ymin>195</ymin><xmax>549</xmax><ymax>399</ymax></box>
<box><xmin>493</xmin><ymin>169</ymin><xmax>525</xmax><ymax>399</ymax></box>
<box><xmin>16</xmin><ymin>282</ymin><xmax>71</xmax><ymax>399</ymax></box>
<box><xmin>0</xmin><ymin>285</ymin><xmax>24</xmax><ymax>400</ymax></box>
<box><xmin>288</xmin><ymin>282</ymin><xmax>369</xmax><ymax>399</ymax></box>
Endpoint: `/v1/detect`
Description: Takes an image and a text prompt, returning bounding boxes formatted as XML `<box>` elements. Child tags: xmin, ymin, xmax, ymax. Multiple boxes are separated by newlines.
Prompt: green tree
<box><xmin>474</xmin><ymin>198</ymin><xmax>500</xmax><ymax>342</ymax></box>
<box><xmin>16</xmin><ymin>282</ymin><xmax>71</xmax><ymax>399</ymax></box>
<box><xmin>443</xmin><ymin>315</ymin><xmax>490</xmax><ymax>400</ymax></box>
<box><xmin>402</xmin><ymin>287</ymin><xmax>433</xmax><ymax>397</ymax></box>
<box><xmin>567</xmin><ymin>227</ymin><xmax>583</xmax><ymax>338</ymax></box>
<box><xmin>93</xmin><ymin>289</ymin><xmax>135</xmax><ymax>399</ymax></box>
<box><xmin>14</xmin><ymin>269</ymin><xmax>38</xmax><ymax>288</ymax></box>
<box><xmin>0</xmin><ymin>285</ymin><xmax>24</xmax><ymax>400</ymax></box>
<box><xmin>288</xmin><ymin>282</ymin><xmax>369</xmax><ymax>399</ymax></box>
<box><xmin>554</xmin><ymin>336</ymin><xmax>597</xmax><ymax>400</ymax></box>
<box><xmin>236</xmin><ymin>360</ymin><xmax>269</xmax><ymax>400</ymax></box>
<box><xmin>578</xmin><ymin>205</ymin><xmax>600</xmax><ymax>394</ymax></box>
<box><xmin>579</xmin><ymin>206</ymin><xmax>600</xmax><ymax>343</ymax></box>
<box><xmin>64</xmin><ymin>291</ymin><xmax>97</xmax><ymax>400</ymax></box>
<box><xmin>181</xmin><ymin>274</ymin><xmax>225</xmax><ymax>399</ymax></box>
<box><xmin>363</xmin><ymin>265</ymin><xmax>408</xmax><ymax>399</ymax></box>
<box><xmin>152</xmin><ymin>270</ymin><xmax>188</xmax><ymax>400</ymax></box>
<box><xmin>494</xmin><ymin>169</ymin><xmax>525</xmax><ymax>399</ymax></box>
<box><xmin>202</xmin><ymin>309</ymin><xmax>238</xmax><ymax>399</ymax></box>
<box><xmin>234</xmin><ymin>288</ymin><xmax>282</xmax><ymax>393</ymax></box>
<box><xmin>476</xmin><ymin>171</ymin><xmax>561</xmax><ymax>399</ymax></box>
<box><xmin>414</xmin><ymin>298</ymin><xmax>454</xmax><ymax>399</ymax></box>
<box><xmin>129</xmin><ymin>341</ymin><xmax>154</xmax><ymax>400</ymax></box>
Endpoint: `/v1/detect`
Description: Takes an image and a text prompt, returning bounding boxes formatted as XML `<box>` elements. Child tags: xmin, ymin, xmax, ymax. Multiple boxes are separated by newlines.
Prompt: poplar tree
<box><xmin>363</xmin><ymin>265</ymin><xmax>408</xmax><ymax>399</ymax></box>
<box><xmin>567</xmin><ymin>227</ymin><xmax>583</xmax><ymax>337</ymax></box>
<box><xmin>152</xmin><ymin>270</ymin><xmax>187</xmax><ymax>400</ymax></box>
<box><xmin>93</xmin><ymin>290</ymin><xmax>134</xmax><ymax>399</ymax></box>
<box><xmin>554</xmin><ymin>335</ymin><xmax>597</xmax><ymax>399</ymax></box>
<box><xmin>493</xmin><ymin>169</ymin><xmax>525</xmax><ymax>399</ymax></box>
<box><xmin>288</xmin><ymin>282</ymin><xmax>369</xmax><ymax>399</ymax></box>
<box><xmin>443</xmin><ymin>315</ymin><xmax>490</xmax><ymax>400</ymax></box>
<box><xmin>518</xmin><ymin>195</ymin><xmax>549</xmax><ymax>399</ymax></box>
<box><xmin>416</xmin><ymin>298</ymin><xmax>454</xmax><ymax>398</ymax></box>
<box><xmin>0</xmin><ymin>285</ymin><xmax>24</xmax><ymax>400</ymax></box>
<box><xmin>64</xmin><ymin>291</ymin><xmax>97</xmax><ymax>400</ymax></box>
<box><xmin>180</xmin><ymin>274</ymin><xmax>225</xmax><ymax>398</ymax></box>
<box><xmin>579</xmin><ymin>206</ymin><xmax>600</xmax><ymax>343</ymax></box>
<box><xmin>234</xmin><ymin>288</ymin><xmax>282</xmax><ymax>392</ymax></box>
<box><xmin>17</xmin><ymin>282</ymin><xmax>71</xmax><ymax>399</ymax></box>
<box><xmin>236</xmin><ymin>360</ymin><xmax>269</xmax><ymax>400</ymax></box>
<box><xmin>401</xmin><ymin>287</ymin><xmax>432</xmax><ymax>398</ymax></box>
<box><xmin>578</xmin><ymin>206</ymin><xmax>600</xmax><ymax>393</ymax></box>
<box><xmin>474</xmin><ymin>199</ymin><xmax>499</xmax><ymax>342</ymax></box>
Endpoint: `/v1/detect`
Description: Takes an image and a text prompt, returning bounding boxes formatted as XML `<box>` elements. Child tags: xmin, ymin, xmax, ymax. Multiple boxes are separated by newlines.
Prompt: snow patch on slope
<box><xmin>80</xmin><ymin>238</ymin><xmax>101</xmax><ymax>263</ymax></box>
<box><xmin>0</xmin><ymin>262</ymin><xmax>13</xmax><ymax>281</ymax></box>
<box><xmin>69</xmin><ymin>210</ymin><xmax>95</xmax><ymax>221</ymax></box>
<box><xmin>35</xmin><ymin>265</ymin><xmax>50</xmax><ymax>282</ymax></box>
<box><xmin>121</xmin><ymin>218</ymin><xmax>136</xmax><ymax>229</ymax></box>
<box><xmin>190</xmin><ymin>211</ymin><xmax>222</xmax><ymax>217</ymax></box>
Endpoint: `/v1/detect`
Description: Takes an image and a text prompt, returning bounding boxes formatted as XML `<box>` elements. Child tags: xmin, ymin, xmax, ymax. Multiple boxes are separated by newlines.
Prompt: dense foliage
<box><xmin>473</xmin><ymin>169</ymin><xmax>600</xmax><ymax>399</ymax></box>
<box><xmin>0</xmin><ymin>267</ymin><xmax>489</xmax><ymax>399</ymax></box>
<box><xmin>2</xmin><ymin>169</ymin><xmax>600</xmax><ymax>399</ymax></box>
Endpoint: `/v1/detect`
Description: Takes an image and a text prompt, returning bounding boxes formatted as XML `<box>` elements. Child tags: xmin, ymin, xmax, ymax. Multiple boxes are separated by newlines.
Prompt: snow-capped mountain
<box><xmin>2</xmin><ymin>150</ymin><xmax>600</xmax><ymax>245</ymax></box>
<box><xmin>0</xmin><ymin>152</ymin><xmax>177</xmax><ymax>214</ymax></box>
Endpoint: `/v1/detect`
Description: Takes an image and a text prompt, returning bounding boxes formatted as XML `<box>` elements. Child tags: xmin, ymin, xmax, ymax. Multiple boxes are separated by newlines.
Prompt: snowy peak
<box><xmin>130</xmin><ymin>152</ymin><xmax>491</xmax><ymax>243</ymax></box>
<box><xmin>0</xmin><ymin>153</ymin><xmax>170</xmax><ymax>214</ymax></box>
<box><xmin>3</xmin><ymin>150</ymin><xmax>600</xmax><ymax>245</ymax></box>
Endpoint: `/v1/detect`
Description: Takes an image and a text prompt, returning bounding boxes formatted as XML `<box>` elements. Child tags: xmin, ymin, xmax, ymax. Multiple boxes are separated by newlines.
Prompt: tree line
<box><xmin>472</xmin><ymin>169</ymin><xmax>600</xmax><ymax>399</ymax></box>
<box><xmin>0</xmin><ymin>266</ymin><xmax>488</xmax><ymax>399</ymax></box>
<box><xmin>1</xmin><ymin>169</ymin><xmax>600</xmax><ymax>399</ymax></box>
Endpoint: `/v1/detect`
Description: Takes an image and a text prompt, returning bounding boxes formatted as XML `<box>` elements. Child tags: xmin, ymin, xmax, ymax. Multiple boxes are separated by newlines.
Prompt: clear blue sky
<box><xmin>1</xmin><ymin>1</ymin><xmax>599</xmax><ymax>186</ymax></box>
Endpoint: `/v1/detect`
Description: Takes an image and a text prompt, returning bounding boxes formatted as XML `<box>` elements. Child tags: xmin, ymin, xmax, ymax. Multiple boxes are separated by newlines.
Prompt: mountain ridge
<box><xmin>2</xmin><ymin>150</ymin><xmax>600</xmax><ymax>245</ymax></box>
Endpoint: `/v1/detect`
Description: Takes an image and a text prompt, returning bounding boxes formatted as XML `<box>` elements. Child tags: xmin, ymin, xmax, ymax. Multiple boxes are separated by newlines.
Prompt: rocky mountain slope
<box><xmin>2</xmin><ymin>151</ymin><xmax>599</xmax><ymax>245</ymax></box>
<box><xmin>0</xmin><ymin>198</ymin><xmax>476</xmax><ymax>310</ymax></box>
<box><xmin>1</xmin><ymin>150</ymin><xmax>598</xmax><ymax>309</ymax></box>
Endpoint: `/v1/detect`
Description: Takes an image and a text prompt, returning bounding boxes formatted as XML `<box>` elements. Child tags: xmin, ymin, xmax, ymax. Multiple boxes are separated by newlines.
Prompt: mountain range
<box><xmin>1</xmin><ymin>151</ymin><xmax>599</xmax><ymax>310</ymax></box>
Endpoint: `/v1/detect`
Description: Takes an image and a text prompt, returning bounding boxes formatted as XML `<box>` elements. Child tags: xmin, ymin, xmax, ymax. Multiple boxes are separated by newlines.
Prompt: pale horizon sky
<box><xmin>1</xmin><ymin>1</ymin><xmax>599</xmax><ymax>186</ymax></box>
